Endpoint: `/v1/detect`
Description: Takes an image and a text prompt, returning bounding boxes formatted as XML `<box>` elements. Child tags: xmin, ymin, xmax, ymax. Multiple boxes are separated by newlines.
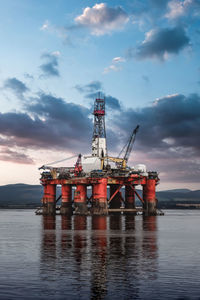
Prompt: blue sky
<box><xmin>0</xmin><ymin>0</ymin><xmax>200</xmax><ymax>189</ymax></box>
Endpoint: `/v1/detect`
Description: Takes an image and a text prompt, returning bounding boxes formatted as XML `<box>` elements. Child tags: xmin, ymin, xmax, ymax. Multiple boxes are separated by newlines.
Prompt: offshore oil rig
<box><xmin>38</xmin><ymin>96</ymin><xmax>161</xmax><ymax>216</ymax></box>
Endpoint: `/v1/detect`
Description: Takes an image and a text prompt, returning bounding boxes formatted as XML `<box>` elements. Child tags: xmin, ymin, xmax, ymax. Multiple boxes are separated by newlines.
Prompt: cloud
<box><xmin>112</xmin><ymin>93</ymin><xmax>200</xmax><ymax>183</ymax></box>
<box><xmin>105</xmin><ymin>95</ymin><xmax>122</xmax><ymax>110</ymax></box>
<box><xmin>40</xmin><ymin>20</ymin><xmax>68</xmax><ymax>41</ymax></box>
<box><xmin>104</xmin><ymin>56</ymin><xmax>126</xmax><ymax>73</ymax></box>
<box><xmin>103</xmin><ymin>64</ymin><xmax>122</xmax><ymax>73</ymax></box>
<box><xmin>130</xmin><ymin>0</ymin><xmax>169</xmax><ymax>28</ymax></box>
<box><xmin>150</xmin><ymin>0</ymin><xmax>168</xmax><ymax>9</ymax></box>
<box><xmin>75</xmin><ymin>81</ymin><xmax>122</xmax><ymax>111</ymax></box>
<box><xmin>40</xmin><ymin>20</ymin><xmax>50</xmax><ymax>31</ymax></box>
<box><xmin>112</xmin><ymin>57</ymin><xmax>126</xmax><ymax>63</ymax></box>
<box><xmin>74</xmin><ymin>81</ymin><xmax>103</xmax><ymax>94</ymax></box>
<box><xmin>165</xmin><ymin>0</ymin><xmax>197</xmax><ymax>19</ymax></box>
<box><xmin>0</xmin><ymin>90</ymin><xmax>121</xmax><ymax>165</ymax></box>
<box><xmin>24</xmin><ymin>73</ymin><xmax>34</xmax><ymax>79</ymax></box>
<box><xmin>133</xmin><ymin>26</ymin><xmax>190</xmax><ymax>60</ymax></box>
<box><xmin>115</xmin><ymin>93</ymin><xmax>200</xmax><ymax>153</ymax></box>
<box><xmin>131</xmin><ymin>0</ymin><xmax>168</xmax><ymax>15</ymax></box>
<box><xmin>4</xmin><ymin>77</ymin><xmax>29</xmax><ymax>97</ymax></box>
<box><xmin>0</xmin><ymin>147</ymin><xmax>34</xmax><ymax>164</ymax></box>
<box><xmin>40</xmin><ymin>52</ymin><xmax>60</xmax><ymax>77</ymax></box>
<box><xmin>0</xmin><ymin>93</ymin><xmax>93</xmax><ymax>157</ymax></box>
<box><xmin>75</xmin><ymin>3</ymin><xmax>129</xmax><ymax>35</ymax></box>
<box><xmin>40</xmin><ymin>4</ymin><xmax>129</xmax><ymax>42</ymax></box>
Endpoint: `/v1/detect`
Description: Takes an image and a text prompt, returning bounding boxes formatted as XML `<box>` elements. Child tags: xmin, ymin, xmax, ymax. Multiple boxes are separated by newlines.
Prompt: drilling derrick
<box><xmin>92</xmin><ymin>97</ymin><xmax>107</xmax><ymax>158</ymax></box>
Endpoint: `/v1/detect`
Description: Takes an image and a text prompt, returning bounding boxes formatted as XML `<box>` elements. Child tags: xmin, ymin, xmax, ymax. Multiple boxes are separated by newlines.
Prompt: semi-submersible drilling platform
<box><xmin>38</xmin><ymin>96</ymin><xmax>161</xmax><ymax>216</ymax></box>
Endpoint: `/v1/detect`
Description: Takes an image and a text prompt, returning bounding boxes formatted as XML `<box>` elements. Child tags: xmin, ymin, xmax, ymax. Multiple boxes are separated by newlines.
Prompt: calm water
<box><xmin>0</xmin><ymin>210</ymin><xmax>200</xmax><ymax>299</ymax></box>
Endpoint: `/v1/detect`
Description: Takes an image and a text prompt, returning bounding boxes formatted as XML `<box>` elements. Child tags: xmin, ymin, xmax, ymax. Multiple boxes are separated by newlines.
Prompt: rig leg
<box><xmin>109</xmin><ymin>184</ymin><xmax>121</xmax><ymax>209</ymax></box>
<box><xmin>60</xmin><ymin>184</ymin><xmax>72</xmax><ymax>215</ymax></box>
<box><xmin>42</xmin><ymin>184</ymin><xmax>56</xmax><ymax>215</ymax></box>
<box><xmin>143</xmin><ymin>179</ymin><xmax>157</xmax><ymax>216</ymax></box>
<box><xmin>125</xmin><ymin>185</ymin><xmax>136</xmax><ymax>211</ymax></box>
<box><xmin>74</xmin><ymin>184</ymin><xmax>88</xmax><ymax>215</ymax></box>
<box><xmin>91</xmin><ymin>178</ymin><xmax>108</xmax><ymax>215</ymax></box>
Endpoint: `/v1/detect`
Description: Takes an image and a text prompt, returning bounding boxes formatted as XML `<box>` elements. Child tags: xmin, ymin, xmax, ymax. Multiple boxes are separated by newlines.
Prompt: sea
<box><xmin>0</xmin><ymin>209</ymin><xmax>200</xmax><ymax>300</ymax></box>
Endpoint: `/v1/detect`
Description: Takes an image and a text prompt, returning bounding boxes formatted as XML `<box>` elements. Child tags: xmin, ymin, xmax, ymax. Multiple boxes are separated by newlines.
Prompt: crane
<box><xmin>119</xmin><ymin>124</ymin><xmax>139</xmax><ymax>165</ymax></box>
<box><xmin>39</xmin><ymin>154</ymin><xmax>82</xmax><ymax>179</ymax></box>
<box><xmin>74</xmin><ymin>154</ymin><xmax>83</xmax><ymax>176</ymax></box>
<box><xmin>101</xmin><ymin>125</ymin><xmax>139</xmax><ymax>171</ymax></box>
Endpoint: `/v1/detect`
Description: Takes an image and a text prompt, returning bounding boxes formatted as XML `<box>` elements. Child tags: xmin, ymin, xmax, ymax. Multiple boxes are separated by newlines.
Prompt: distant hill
<box><xmin>156</xmin><ymin>190</ymin><xmax>200</xmax><ymax>201</ymax></box>
<box><xmin>0</xmin><ymin>184</ymin><xmax>199</xmax><ymax>208</ymax></box>
<box><xmin>155</xmin><ymin>189</ymin><xmax>200</xmax><ymax>209</ymax></box>
<box><xmin>161</xmin><ymin>189</ymin><xmax>191</xmax><ymax>193</ymax></box>
<box><xmin>0</xmin><ymin>184</ymin><xmax>43</xmax><ymax>208</ymax></box>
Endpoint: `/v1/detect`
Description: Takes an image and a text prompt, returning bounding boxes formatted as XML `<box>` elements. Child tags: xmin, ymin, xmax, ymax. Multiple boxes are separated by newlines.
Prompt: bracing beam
<box><xmin>108</xmin><ymin>184</ymin><xmax>123</xmax><ymax>204</ymax></box>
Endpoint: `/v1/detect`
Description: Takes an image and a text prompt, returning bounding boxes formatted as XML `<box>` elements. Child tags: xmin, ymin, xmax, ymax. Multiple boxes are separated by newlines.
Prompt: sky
<box><xmin>0</xmin><ymin>0</ymin><xmax>200</xmax><ymax>190</ymax></box>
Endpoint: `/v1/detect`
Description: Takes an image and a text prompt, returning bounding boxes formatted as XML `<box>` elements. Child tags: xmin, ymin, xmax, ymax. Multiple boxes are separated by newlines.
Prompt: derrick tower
<box><xmin>92</xmin><ymin>96</ymin><xmax>107</xmax><ymax>158</ymax></box>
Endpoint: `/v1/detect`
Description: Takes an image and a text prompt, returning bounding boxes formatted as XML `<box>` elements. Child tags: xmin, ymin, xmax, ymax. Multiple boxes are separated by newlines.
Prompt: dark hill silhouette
<box><xmin>161</xmin><ymin>189</ymin><xmax>191</xmax><ymax>193</ymax></box>
<box><xmin>0</xmin><ymin>184</ymin><xmax>43</xmax><ymax>207</ymax></box>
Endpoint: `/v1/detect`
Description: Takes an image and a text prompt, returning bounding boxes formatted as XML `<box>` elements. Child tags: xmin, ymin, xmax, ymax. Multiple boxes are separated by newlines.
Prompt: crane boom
<box><xmin>124</xmin><ymin>125</ymin><xmax>139</xmax><ymax>163</ymax></box>
<box><xmin>39</xmin><ymin>154</ymin><xmax>77</xmax><ymax>170</ymax></box>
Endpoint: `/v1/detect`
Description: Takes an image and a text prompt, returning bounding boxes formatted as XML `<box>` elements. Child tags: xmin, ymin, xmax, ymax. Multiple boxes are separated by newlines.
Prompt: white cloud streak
<box><xmin>104</xmin><ymin>56</ymin><xmax>126</xmax><ymax>74</ymax></box>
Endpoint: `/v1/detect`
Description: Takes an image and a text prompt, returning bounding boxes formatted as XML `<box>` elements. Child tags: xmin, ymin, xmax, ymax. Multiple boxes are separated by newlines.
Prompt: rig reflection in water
<box><xmin>40</xmin><ymin>215</ymin><xmax>158</xmax><ymax>299</ymax></box>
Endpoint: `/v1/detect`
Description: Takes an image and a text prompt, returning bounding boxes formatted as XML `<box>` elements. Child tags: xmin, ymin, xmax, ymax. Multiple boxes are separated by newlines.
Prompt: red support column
<box><xmin>42</xmin><ymin>184</ymin><xmax>56</xmax><ymax>215</ymax></box>
<box><xmin>60</xmin><ymin>184</ymin><xmax>72</xmax><ymax>215</ymax></box>
<box><xmin>92</xmin><ymin>178</ymin><xmax>108</xmax><ymax>215</ymax></box>
<box><xmin>143</xmin><ymin>179</ymin><xmax>157</xmax><ymax>215</ymax></box>
<box><xmin>109</xmin><ymin>184</ymin><xmax>121</xmax><ymax>209</ymax></box>
<box><xmin>125</xmin><ymin>185</ymin><xmax>135</xmax><ymax>210</ymax></box>
<box><xmin>74</xmin><ymin>184</ymin><xmax>88</xmax><ymax>215</ymax></box>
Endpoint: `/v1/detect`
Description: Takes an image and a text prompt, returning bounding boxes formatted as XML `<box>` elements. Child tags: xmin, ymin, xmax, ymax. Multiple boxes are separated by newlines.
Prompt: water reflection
<box><xmin>41</xmin><ymin>216</ymin><xmax>57</xmax><ymax>284</ymax></box>
<box><xmin>40</xmin><ymin>215</ymin><xmax>158</xmax><ymax>299</ymax></box>
<box><xmin>91</xmin><ymin>216</ymin><xmax>107</xmax><ymax>299</ymax></box>
<box><xmin>60</xmin><ymin>215</ymin><xmax>72</xmax><ymax>254</ymax></box>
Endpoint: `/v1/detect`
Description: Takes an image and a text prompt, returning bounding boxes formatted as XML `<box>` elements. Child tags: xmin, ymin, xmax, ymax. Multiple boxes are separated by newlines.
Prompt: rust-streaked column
<box><xmin>143</xmin><ymin>179</ymin><xmax>157</xmax><ymax>215</ymax></box>
<box><xmin>42</xmin><ymin>184</ymin><xmax>56</xmax><ymax>215</ymax></box>
<box><xmin>74</xmin><ymin>184</ymin><xmax>88</xmax><ymax>215</ymax></box>
<box><xmin>92</xmin><ymin>178</ymin><xmax>108</xmax><ymax>215</ymax></box>
<box><xmin>60</xmin><ymin>184</ymin><xmax>72</xmax><ymax>215</ymax></box>
<box><xmin>109</xmin><ymin>184</ymin><xmax>121</xmax><ymax>209</ymax></box>
<box><xmin>125</xmin><ymin>185</ymin><xmax>135</xmax><ymax>209</ymax></box>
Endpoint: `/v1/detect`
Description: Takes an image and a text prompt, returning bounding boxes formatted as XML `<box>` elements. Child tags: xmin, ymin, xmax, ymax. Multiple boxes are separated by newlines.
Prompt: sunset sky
<box><xmin>0</xmin><ymin>0</ymin><xmax>200</xmax><ymax>190</ymax></box>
